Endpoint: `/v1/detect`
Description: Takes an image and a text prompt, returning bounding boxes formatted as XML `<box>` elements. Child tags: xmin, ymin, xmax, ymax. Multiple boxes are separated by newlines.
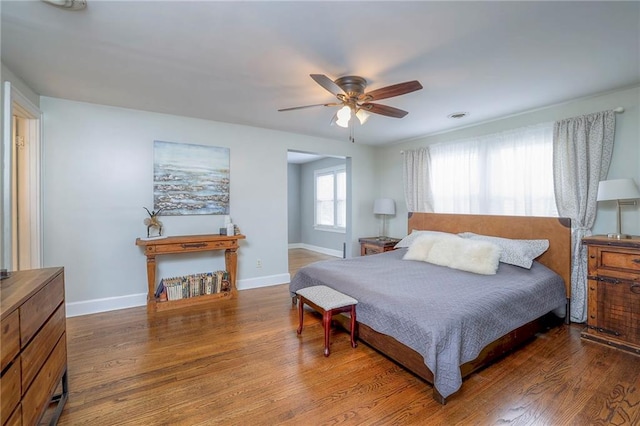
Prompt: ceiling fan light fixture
<box><xmin>356</xmin><ymin>109</ymin><xmax>370</xmax><ymax>125</ymax></box>
<box><xmin>336</xmin><ymin>105</ymin><xmax>351</xmax><ymax>128</ymax></box>
<box><xmin>336</xmin><ymin>118</ymin><xmax>349</xmax><ymax>128</ymax></box>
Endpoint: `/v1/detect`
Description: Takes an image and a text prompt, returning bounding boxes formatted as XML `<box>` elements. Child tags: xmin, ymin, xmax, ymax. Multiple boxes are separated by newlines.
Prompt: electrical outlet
<box><xmin>256</xmin><ymin>259</ymin><xmax>262</xmax><ymax>268</ymax></box>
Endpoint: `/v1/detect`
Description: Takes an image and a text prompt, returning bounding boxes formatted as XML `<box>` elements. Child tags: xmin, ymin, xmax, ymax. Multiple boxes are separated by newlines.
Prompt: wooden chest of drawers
<box><xmin>358</xmin><ymin>237</ymin><xmax>401</xmax><ymax>256</ymax></box>
<box><xmin>0</xmin><ymin>267</ymin><xmax>68</xmax><ymax>425</ymax></box>
<box><xmin>582</xmin><ymin>236</ymin><xmax>640</xmax><ymax>355</ymax></box>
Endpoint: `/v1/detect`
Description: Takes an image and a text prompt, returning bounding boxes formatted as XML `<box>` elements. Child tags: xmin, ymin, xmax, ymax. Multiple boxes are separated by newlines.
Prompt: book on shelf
<box><xmin>156</xmin><ymin>270</ymin><xmax>230</xmax><ymax>301</ymax></box>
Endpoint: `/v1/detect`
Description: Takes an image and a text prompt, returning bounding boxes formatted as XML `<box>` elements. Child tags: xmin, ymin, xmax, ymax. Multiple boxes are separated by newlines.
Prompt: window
<box><xmin>428</xmin><ymin>123</ymin><xmax>558</xmax><ymax>217</ymax></box>
<box><xmin>314</xmin><ymin>165</ymin><xmax>346</xmax><ymax>232</ymax></box>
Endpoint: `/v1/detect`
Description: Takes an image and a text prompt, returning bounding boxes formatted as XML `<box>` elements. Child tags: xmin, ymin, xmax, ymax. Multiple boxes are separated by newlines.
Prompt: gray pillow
<box><xmin>458</xmin><ymin>232</ymin><xmax>549</xmax><ymax>269</ymax></box>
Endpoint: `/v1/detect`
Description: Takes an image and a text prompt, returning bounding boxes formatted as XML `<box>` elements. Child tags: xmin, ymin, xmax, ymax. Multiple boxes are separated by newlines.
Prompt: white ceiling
<box><xmin>1</xmin><ymin>1</ymin><xmax>638</xmax><ymax>146</ymax></box>
<box><xmin>287</xmin><ymin>151</ymin><xmax>326</xmax><ymax>165</ymax></box>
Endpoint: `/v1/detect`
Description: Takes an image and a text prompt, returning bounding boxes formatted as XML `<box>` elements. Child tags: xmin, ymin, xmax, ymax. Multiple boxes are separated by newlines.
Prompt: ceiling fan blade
<box><xmin>362</xmin><ymin>80</ymin><xmax>423</xmax><ymax>101</ymax></box>
<box><xmin>361</xmin><ymin>103</ymin><xmax>409</xmax><ymax>118</ymax></box>
<box><xmin>310</xmin><ymin>74</ymin><xmax>344</xmax><ymax>97</ymax></box>
<box><xmin>278</xmin><ymin>103</ymin><xmax>339</xmax><ymax>112</ymax></box>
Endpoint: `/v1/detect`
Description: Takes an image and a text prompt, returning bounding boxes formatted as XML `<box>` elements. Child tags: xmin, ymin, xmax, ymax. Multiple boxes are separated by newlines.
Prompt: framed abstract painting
<box><xmin>153</xmin><ymin>141</ymin><xmax>230</xmax><ymax>215</ymax></box>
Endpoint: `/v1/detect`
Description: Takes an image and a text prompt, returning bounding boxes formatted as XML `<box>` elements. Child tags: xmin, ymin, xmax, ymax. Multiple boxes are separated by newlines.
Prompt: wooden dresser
<box><xmin>582</xmin><ymin>236</ymin><xmax>640</xmax><ymax>355</ymax></box>
<box><xmin>0</xmin><ymin>267</ymin><xmax>68</xmax><ymax>425</ymax></box>
<box><xmin>358</xmin><ymin>237</ymin><xmax>401</xmax><ymax>256</ymax></box>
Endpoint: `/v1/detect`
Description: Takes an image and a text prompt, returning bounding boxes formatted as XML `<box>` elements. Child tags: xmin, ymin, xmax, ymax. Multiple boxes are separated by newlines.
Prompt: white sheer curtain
<box><xmin>428</xmin><ymin>123</ymin><xmax>557</xmax><ymax>216</ymax></box>
<box><xmin>402</xmin><ymin>148</ymin><xmax>433</xmax><ymax>212</ymax></box>
<box><xmin>553</xmin><ymin>110</ymin><xmax>615</xmax><ymax>323</ymax></box>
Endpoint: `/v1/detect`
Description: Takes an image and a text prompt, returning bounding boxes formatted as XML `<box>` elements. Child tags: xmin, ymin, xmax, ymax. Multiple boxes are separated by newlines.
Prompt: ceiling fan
<box><xmin>279</xmin><ymin>74</ymin><xmax>423</xmax><ymax>139</ymax></box>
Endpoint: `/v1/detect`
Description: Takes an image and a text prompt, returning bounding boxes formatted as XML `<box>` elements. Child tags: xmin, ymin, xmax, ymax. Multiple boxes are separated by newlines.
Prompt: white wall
<box><xmin>40</xmin><ymin>97</ymin><xmax>378</xmax><ymax>316</ymax></box>
<box><xmin>376</xmin><ymin>86</ymin><xmax>640</xmax><ymax>238</ymax></box>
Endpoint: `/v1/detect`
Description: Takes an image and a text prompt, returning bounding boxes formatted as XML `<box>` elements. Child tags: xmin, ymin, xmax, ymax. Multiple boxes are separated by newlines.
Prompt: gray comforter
<box><xmin>289</xmin><ymin>249</ymin><xmax>566</xmax><ymax>398</ymax></box>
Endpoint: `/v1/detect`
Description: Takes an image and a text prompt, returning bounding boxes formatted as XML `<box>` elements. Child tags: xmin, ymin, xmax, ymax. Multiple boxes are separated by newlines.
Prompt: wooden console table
<box><xmin>135</xmin><ymin>234</ymin><xmax>245</xmax><ymax>312</ymax></box>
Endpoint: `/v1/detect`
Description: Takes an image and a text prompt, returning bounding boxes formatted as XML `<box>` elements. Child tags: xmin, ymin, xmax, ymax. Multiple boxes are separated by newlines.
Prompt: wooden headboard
<box><xmin>407</xmin><ymin>213</ymin><xmax>572</xmax><ymax>299</ymax></box>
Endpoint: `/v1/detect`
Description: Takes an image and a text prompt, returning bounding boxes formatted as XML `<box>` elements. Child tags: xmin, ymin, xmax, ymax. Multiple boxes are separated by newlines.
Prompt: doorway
<box><xmin>2</xmin><ymin>82</ymin><xmax>43</xmax><ymax>271</ymax></box>
<box><xmin>286</xmin><ymin>150</ymin><xmax>352</xmax><ymax>275</ymax></box>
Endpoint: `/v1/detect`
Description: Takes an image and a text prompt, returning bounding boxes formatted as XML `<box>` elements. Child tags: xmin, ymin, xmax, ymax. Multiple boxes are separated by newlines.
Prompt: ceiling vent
<box><xmin>447</xmin><ymin>112</ymin><xmax>469</xmax><ymax>119</ymax></box>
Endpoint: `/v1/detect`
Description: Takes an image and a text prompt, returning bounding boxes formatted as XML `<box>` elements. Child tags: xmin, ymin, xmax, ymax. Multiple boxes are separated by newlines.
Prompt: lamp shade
<box><xmin>373</xmin><ymin>198</ymin><xmax>395</xmax><ymax>215</ymax></box>
<box><xmin>597</xmin><ymin>178</ymin><xmax>640</xmax><ymax>201</ymax></box>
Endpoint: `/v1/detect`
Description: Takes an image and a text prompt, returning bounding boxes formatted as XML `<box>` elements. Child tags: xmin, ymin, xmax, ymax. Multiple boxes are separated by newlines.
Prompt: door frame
<box><xmin>286</xmin><ymin>150</ymin><xmax>352</xmax><ymax>261</ymax></box>
<box><xmin>2</xmin><ymin>81</ymin><xmax>43</xmax><ymax>270</ymax></box>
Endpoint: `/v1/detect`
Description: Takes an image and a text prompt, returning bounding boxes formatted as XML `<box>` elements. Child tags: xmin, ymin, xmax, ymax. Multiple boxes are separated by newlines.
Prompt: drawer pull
<box><xmin>633</xmin><ymin>258</ymin><xmax>640</xmax><ymax>264</ymax></box>
<box><xmin>181</xmin><ymin>243</ymin><xmax>208</xmax><ymax>249</ymax></box>
<box><xmin>631</xmin><ymin>285</ymin><xmax>640</xmax><ymax>294</ymax></box>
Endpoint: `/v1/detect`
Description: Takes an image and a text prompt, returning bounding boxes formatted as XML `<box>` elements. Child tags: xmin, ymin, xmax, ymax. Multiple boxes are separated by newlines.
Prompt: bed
<box><xmin>289</xmin><ymin>212</ymin><xmax>572</xmax><ymax>403</ymax></box>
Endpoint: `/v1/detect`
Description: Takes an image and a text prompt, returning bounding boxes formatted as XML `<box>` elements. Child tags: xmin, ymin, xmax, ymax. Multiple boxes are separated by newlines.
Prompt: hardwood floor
<box><xmin>288</xmin><ymin>248</ymin><xmax>336</xmax><ymax>278</ymax></box>
<box><xmin>56</xmin><ymin>250</ymin><xmax>639</xmax><ymax>425</ymax></box>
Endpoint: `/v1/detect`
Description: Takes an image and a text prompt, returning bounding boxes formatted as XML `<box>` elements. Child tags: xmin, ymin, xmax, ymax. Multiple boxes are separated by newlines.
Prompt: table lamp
<box><xmin>374</xmin><ymin>198</ymin><xmax>395</xmax><ymax>240</ymax></box>
<box><xmin>596</xmin><ymin>178</ymin><xmax>640</xmax><ymax>239</ymax></box>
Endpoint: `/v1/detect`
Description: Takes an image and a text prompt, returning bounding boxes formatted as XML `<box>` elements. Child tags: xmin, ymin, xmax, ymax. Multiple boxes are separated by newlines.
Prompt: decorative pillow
<box><xmin>394</xmin><ymin>230</ymin><xmax>458</xmax><ymax>249</ymax></box>
<box><xmin>458</xmin><ymin>232</ymin><xmax>549</xmax><ymax>269</ymax></box>
<box><xmin>403</xmin><ymin>234</ymin><xmax>501</xmax><ymax>275</ymax></box>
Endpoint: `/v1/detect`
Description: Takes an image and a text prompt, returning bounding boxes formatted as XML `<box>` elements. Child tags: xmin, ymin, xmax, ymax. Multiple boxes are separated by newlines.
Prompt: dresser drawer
<box><xmin>599</xmin><ymin>247</ymin><xmax>640</xmax><ymax>274</ymax></box>
<box><xmin>1</xmin><ymin>310</ymin><xmax>20</xmax><ymax>371</ymax></box>
<box><xmin>148</xmin><ymin>239</ymin><xmax>237</xmax><ymax>255</ymax></box>
<box><xmin>22</xmin><ymin>334</ymin><xmax>67</xmax><ymax>426</ymax></box>
<box><xmin>363</xmin><ymin>245</ymin><xmax>383</xmax><ymax>255</ymax></box>
<box><xmin>20</xmin><ymin>272</ymin><xmax>64</xmax><ymax>347</ymax></box>
<box><xmin>21</xmin><ymin>304</ymin><xmax>66</xmax><ymax>393</ymax></box>
<box><xmin>0</xmin><ymin>358</ymin><xmax>21</xmax><ymax>425</ymax></box>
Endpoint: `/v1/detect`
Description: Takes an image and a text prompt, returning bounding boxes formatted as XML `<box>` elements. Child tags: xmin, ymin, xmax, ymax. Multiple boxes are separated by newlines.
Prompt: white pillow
<box><xmin>403</xmin><ymin>234</ymin><xmax>501</xmax><ymax>275</ymax></box>
<box><xmin>458</xmin><ymin>232</ymin><xmax>549</xmax><ymax>269</ymax></box>
<box><xmin>394</xmin><ymin>230</ymin><xmax>458</xmax><ymax>248</ymax></box>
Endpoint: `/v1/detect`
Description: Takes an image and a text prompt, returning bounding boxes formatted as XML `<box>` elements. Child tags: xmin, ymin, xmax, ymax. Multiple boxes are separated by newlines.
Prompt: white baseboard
<box><xmin>288</xmin><ymin>243</ymin><xmax>342</xmax><ymax>258</ymax></box>
<box><xmin>237</xmin><ymin>273</ymin><xmax>290</xmax><ymax>290</ymax></box>
<box><xmin>65</xmin><ymin>274</ymin><xmax>292</xmax><ymax>317</ymax></box>
<box><xmin>66</xmin><ymin>293</ymin><xmax>147</xmax><ymax>318</ymax></box>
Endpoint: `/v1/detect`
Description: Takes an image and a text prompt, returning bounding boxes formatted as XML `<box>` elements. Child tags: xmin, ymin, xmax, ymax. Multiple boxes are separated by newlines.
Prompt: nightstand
<box><xmin>358</xmin><ymin>237</ymin><xmax>401</xmax><ymax>256</ymax></box>
<box><xmin>581</xmin><ymin>235</ymin><xmax>640</xmax><ymax>355</ymax></box>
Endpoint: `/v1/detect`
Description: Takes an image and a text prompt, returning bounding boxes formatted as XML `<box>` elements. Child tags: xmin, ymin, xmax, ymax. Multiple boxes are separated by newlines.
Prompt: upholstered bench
<box><xmin>296</xmin><ymin>285</ymin><xmax>358</xmax><ymax>356</ymax></box>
